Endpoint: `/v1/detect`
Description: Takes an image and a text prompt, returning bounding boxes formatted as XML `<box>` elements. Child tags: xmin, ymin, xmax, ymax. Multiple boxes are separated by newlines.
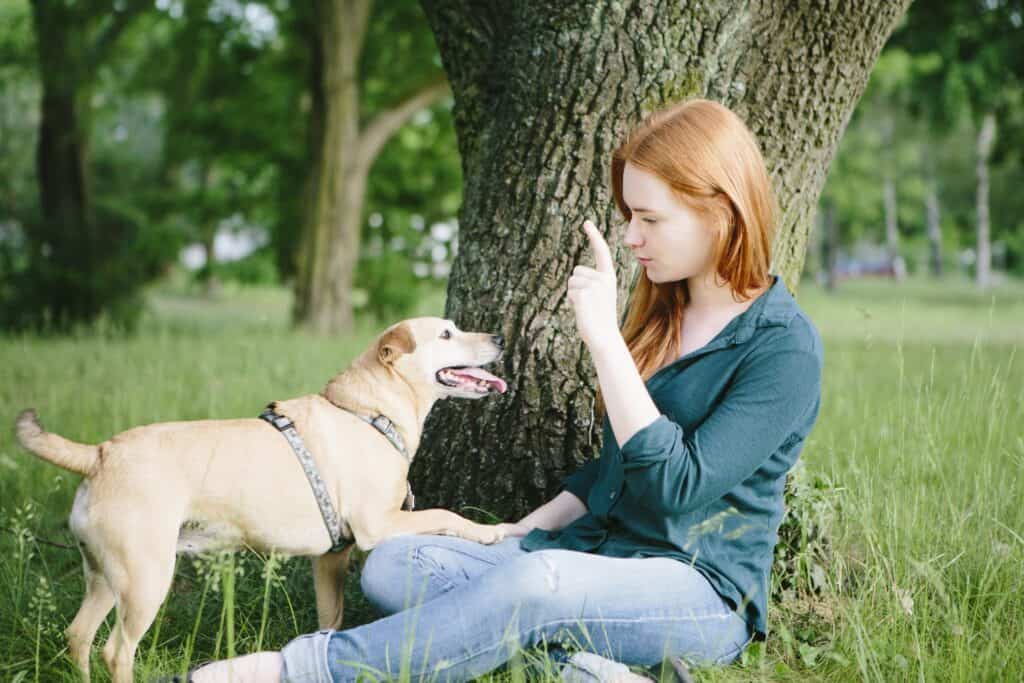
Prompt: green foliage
<box><xmin>209</xmin><ymin>246</ymin><xmax>280</xmax><ymax>287</ymax></box>
<box><xmin>354</xmin><ymin>250</ymin><xmax>425</xmax><ymax>321</ymax></box>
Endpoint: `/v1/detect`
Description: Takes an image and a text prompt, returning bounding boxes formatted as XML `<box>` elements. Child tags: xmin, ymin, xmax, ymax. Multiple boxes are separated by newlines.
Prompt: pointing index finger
<box><xmin>583</xmin><ymin>220</ymin><xmax>614</xmax><ymax>274</ymax></box>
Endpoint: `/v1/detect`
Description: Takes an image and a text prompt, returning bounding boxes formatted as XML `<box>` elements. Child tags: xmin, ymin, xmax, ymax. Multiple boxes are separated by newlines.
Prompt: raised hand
<box><xmin>567</xmin><ymin>220</ymin><xmax>620</xmax><ymax>351</ymax></box>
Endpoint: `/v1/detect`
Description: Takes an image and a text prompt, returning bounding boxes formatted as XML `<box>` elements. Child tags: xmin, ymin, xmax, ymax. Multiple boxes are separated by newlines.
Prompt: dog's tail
<box><xmin>15</xmin><ymin>409</ymin><xmax>99</xmax><ymax>477</ymax></box>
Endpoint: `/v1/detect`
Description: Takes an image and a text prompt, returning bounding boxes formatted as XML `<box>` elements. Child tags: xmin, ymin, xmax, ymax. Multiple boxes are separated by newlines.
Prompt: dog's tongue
<box><xmin>453</xmin><ymin>367</ymin><xmax>508</xmax><ymax>394</ymax></box>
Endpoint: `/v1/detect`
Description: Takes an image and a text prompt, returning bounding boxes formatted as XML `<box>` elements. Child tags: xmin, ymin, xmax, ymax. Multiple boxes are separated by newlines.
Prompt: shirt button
<box><xmin>609</xmin><ymin>491</ymin><xmax>616</xmax><ymax>499</ymax></box>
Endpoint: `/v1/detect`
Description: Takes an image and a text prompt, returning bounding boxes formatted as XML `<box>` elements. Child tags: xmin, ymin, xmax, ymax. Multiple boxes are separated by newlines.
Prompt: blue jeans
<box><xmin>280</xmin><ymin>534</ymin><xmax>752</xmax><ymax>682</ymax></box>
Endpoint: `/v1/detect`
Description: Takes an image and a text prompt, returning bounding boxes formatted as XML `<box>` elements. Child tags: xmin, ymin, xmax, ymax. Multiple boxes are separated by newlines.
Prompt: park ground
<box><xmin>0</xmin><ymin>275</ymin><xmax>1021</xmax><ymax>682</ymax></box>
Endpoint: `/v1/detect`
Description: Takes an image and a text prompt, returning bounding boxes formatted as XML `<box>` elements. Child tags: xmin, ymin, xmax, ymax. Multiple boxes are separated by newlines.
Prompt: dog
<box><xmin>15</xmin><ymin>317</ymin><xmax>509</xmax><ymax>683</ymax></box>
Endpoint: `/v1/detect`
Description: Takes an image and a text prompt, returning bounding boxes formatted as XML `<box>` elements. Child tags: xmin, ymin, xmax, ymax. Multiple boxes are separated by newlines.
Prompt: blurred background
<box><xmin>0</xmin><ymin>0</ymin><xmax>1020</xmax><ymax>331</ymax></box>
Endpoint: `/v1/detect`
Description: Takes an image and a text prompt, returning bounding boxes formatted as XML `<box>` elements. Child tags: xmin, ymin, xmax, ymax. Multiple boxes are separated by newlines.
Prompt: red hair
<box><xmin>599</xmin><ymin>99</ymin><xmax>776</xmax><ymax>410</ymax></box>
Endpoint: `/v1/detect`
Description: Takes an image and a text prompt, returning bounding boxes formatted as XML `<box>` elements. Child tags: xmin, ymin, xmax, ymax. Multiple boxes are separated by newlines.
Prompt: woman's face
<box><xmin>620</xmin><ymin>161</ymin><xmax>716</xmax><ymax>284</ymax></box>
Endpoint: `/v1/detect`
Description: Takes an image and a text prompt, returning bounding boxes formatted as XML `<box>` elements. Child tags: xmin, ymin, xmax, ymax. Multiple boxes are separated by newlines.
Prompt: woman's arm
<box><xmin>617</xmin><ymin>342</ymin><xmax>822</xmax><ymax>516</ymax></box>
<box><xmin>589</xmin><ymin>334</ymin><xmax>661</xmax><ymax>447</ymax></box>
<box><xmin>515</xmin><ymin>490</ymin><xmax>588</xmax><ymax>532</ymax></box>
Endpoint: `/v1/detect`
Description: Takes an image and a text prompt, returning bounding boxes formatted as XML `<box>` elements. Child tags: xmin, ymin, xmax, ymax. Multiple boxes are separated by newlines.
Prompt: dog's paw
<box><xmin>476</xmin><ymin>523</ymin><xmax>506</xmax><ymax>545</ymax></box>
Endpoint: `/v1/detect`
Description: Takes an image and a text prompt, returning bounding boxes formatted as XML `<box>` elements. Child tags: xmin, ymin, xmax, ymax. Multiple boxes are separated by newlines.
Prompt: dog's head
<box><xmin>375</xmin><ymin>318</ymin><xmax>507</xmax><ymax>400</ymax></box>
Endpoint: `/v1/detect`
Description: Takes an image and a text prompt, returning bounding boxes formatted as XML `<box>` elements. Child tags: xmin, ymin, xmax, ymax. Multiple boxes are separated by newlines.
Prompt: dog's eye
<box><xmin>440</xmin><ymin>329</ymin><xmax>452</xmax><ymax>340</ymax></box>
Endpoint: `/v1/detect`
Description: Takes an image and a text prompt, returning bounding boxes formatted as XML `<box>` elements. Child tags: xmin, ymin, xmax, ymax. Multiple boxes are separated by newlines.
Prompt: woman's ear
<box><xmin>377</xmin><ymin>323</ymin><xmax>417</xmax><ymax>365</ymax></box>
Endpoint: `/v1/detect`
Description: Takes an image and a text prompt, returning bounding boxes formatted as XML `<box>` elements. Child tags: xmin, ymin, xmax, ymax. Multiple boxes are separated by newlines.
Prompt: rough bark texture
<box><xmin>975</xmin><ymin>112</ymin><xmax>995</xmax><ymax>290</ymax></box>
<box><xmin>414</xmin><ymin>0</ymin><xmax>911</xmax><ymax>518</ymax></box>
<box><xmin>293</xmin><ymin>0</ymin><xmax>449</xmax><ymax>334</ymax></box>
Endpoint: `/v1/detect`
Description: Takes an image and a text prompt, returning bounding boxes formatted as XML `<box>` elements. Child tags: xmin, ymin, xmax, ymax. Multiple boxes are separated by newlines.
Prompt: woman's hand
<box><xmin>495</xmin><ymin>522</ymin><xmax>530</xmax><ymax>537</ymax></box>
<box><xmin>567</xmin><ymin>220</ymin><xmax>620</xmax><ymax>352</ymax></box>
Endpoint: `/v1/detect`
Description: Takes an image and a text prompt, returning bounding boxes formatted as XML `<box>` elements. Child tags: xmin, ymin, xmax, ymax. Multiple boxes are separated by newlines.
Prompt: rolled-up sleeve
<box><xmin>619</xmin><ymin>344</ymin><xmax>822</xmax><ymax>516</ymax></box>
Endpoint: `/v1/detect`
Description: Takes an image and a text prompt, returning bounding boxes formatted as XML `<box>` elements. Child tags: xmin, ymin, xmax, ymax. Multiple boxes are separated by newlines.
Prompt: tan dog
<box><xmin>15</xmin><ymin>318</ymin><xmax>509</xmax><ymax>683</ymax></box>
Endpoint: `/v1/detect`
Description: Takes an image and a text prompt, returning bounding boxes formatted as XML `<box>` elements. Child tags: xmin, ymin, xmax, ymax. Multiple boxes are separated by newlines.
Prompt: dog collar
<box><xmin>350</xmin><ymin>412</ymin><xmax>411</xmax><ymax>463</ymax></box>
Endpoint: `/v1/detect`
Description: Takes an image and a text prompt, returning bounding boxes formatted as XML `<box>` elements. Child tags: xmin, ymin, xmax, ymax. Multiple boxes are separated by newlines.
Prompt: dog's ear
<box><xmin>377</xmin><ymin>323</ymin><xmax>417</xmax><ymax>365</ymax></box>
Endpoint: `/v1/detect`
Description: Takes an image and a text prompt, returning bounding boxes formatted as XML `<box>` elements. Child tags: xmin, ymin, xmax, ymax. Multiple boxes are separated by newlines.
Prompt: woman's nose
<box><xmin>623</xmin><ymin>220</ymin><xmax>643</xmax><ymax>247</ymax></box>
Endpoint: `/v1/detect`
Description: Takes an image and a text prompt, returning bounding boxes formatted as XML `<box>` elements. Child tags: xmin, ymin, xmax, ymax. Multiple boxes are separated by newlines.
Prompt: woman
<box><xmin>171</xmin><ymin>98</ymin><xmax>823</xmax><ymax>682</ymax></box>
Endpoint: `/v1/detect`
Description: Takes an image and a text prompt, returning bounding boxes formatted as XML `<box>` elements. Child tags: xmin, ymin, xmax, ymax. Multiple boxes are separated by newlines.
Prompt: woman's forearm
<box><xmin>516</xmin><ymin>490</ymin><xmax>588</xmax><ymax>531</ymax></box>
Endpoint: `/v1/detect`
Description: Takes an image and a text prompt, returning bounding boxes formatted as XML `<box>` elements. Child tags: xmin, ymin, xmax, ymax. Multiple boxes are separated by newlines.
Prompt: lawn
<box><xmin>1</xmin><ymin>275</ymin><xmax>1021</xmax><ymax>681</ymax></box>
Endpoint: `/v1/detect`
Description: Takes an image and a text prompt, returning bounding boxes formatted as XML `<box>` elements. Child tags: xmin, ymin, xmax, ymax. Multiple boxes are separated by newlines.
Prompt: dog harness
<box><xmin>259</xmin><ymin>404</ymin><xmax>414</xmax><ymax>553</ymax></box>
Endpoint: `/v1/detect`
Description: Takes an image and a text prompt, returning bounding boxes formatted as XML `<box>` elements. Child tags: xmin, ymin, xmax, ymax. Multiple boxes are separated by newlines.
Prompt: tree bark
<box><xmin>414</xmin><ymin>0</ymin><xmax>911</xmax><ymax>518</ymax></box>
<box><xmin>293</xmin><ymin>0</ymin><xmax>449</xmax><ymax>334</ymax></box>
<box><xmin>975</xmin><ymin>112</ymin><xmax>995</xmax><ymax>290</ymax></box>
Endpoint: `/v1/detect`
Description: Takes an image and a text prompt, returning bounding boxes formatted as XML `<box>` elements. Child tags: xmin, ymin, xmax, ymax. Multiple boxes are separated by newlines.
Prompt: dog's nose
<box><xmin>492</xmin><ymin>334</ymin><xmax>505</xmax><ymax>349</ymax></box>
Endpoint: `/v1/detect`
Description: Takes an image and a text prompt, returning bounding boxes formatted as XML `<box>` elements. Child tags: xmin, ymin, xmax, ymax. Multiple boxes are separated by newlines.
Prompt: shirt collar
<box><xmin>728</xmin><ymin>274</ymin><xmax>799</xmax><ymax>344</ymax></box>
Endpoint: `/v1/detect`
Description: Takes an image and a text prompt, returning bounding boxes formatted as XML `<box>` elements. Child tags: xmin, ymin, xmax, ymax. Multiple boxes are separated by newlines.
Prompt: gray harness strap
<box><xmin>351</xmin><ymin>413</ymin><xmax>411</xmax><ymax>463</ymax></box>
<box><xmin>259</xmin><ymin>404</ymin><xmax>414</xmax><ymax>553</ymax></box>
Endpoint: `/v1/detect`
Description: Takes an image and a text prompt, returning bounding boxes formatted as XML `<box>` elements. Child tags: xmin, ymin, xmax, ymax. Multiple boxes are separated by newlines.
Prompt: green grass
<box><xmin>0</xmin><ymin>275</ymin><xmax>1021</xmax><ymax>681</ymax></box>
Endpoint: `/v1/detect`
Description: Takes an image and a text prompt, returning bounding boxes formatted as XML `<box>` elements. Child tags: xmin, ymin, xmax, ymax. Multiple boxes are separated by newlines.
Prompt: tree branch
<box><xmin>86</xmin><ymin>2</ymin><xmax>147</xmax><ymax>76</ymax></box>
<box><xmin>357</xmin><ymin>76</ymin><xmax>451</xmax><ymax>167</ymax></box>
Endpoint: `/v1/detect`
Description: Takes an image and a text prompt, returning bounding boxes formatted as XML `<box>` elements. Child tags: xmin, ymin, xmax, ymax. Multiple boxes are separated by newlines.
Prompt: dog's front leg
<box><xmin>311</xmin><ymin>545</ymin><xmax>354</xmax><ymax>630</ymax></box>
<box><xmin>352</xmin><ymin>509</ymin><xmax>505</xmax><ymax>550</ymax></box>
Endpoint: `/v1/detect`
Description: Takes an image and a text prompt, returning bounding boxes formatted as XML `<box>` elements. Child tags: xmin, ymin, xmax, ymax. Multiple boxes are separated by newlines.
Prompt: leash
<box><xmin>259</xmin><ymin>403</ymin><xmax>415</xmax><ymax>553</ymax></box>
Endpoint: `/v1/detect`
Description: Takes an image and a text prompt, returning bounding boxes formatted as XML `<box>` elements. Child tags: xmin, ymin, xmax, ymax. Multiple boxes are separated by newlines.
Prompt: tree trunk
<box><xmin>26</xmin><ymin>1</ymin><xmax>145</xmax><ymax>328</ymax></box>
<box><xmin>975</xmin><ymin>112</ymin><xmax>995</xmax><ymax>290</ymax></box>
<box><xmin>414</xmin><ymin>0</ymin><xmax>911</xmax><ymax>517</ymax></box>
<box><xmin>30</xmin><ymin>1</ymin><xmax>96</xmax><ymax>323</ymax></box>
<box><xmin>924</xmin><ymin>152</ymin><xmax>942</xmax><ymax>277</ymax></box>
<box><xmin>883</xmin><ymin>177</ymin><xmax>900</xmax><ymax>262</ymax></box>
<box><xmin>293</xmin><ymin>0</ymin><xmax>450</xmax><ymax>334</ymax></box>
<box><xmin>293</xmin><ymin>0</ymin><xmax>367</xmax><ymax>335</ymax></box>
<box><xmin>881</xmin><ymin>115</ymin><xmax>901</xmax><ymax>278</ymax></box>
<box><xmin>822</xmin><ymin>200</ymin><xmax>840</xmax><ymax>293</ymax></box>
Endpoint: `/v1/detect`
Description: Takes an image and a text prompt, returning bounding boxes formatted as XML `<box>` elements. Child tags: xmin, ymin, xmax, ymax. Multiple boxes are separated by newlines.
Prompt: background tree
<box><xmin>14</xmin><ymin>0</ymin><xmax>154</xmax><ymax>329</ymax></box>
<box><xmin>891</xmin><ymin>0</ymin><xmax>1024</xmax><ymax>289</ymax></box>
<box><xmin>412</xmin><ymin>1</ymin><xmax>912</xmax><ymax>518</ymax></box>
<box><xmin>292</xmin><ymin>0</ymin><xmax>450</xmax><ymax>334</ymax></box>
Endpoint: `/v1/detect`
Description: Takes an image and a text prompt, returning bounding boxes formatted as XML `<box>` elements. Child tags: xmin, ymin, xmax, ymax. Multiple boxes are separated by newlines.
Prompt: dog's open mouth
<box><xmin>436</xmin><ymin>366</ymin><xmax>508</xmax><ymax>394</ymax></box>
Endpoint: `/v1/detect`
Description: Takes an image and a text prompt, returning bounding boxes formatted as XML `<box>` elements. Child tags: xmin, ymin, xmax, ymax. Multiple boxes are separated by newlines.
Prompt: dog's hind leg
<box><xmin>312</xmin><ymin>545</ymin><xmax>354</xmax><ymax>630</ymax></box>
<box><xmin>100</xmin><ymin>524</ymin><xmax>178</xmax><ymax>683</ymax></box>
<box><xmin>67</xmin><ymin>550</ymin><xmax>115</xmax><ymax>683</ymax></box>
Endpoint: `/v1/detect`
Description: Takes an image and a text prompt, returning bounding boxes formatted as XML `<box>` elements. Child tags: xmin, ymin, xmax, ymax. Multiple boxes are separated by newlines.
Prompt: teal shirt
<box><xmin>520</xmin><ymin>275</ymin><xmax>823</xmax><ymax>638</ymax></box>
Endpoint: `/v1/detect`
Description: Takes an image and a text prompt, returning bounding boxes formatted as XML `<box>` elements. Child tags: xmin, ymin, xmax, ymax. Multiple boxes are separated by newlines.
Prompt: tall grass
<box><xmin>0</xmin><ymin>275</ymin><xmax>1020</xmax><ymax>681</ymax></box>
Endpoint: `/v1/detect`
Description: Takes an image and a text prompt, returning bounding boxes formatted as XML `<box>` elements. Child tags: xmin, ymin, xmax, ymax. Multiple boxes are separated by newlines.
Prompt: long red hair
<box><xmin>601</xmin><ymin>99</ymin><xmax>776</xmax><ymax>408</ymax></box>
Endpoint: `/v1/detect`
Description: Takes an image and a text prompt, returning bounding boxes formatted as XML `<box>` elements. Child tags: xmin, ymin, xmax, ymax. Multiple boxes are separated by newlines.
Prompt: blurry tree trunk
<box><xmin>31</xmin><ymin>3</ymin><xmax>97</xmax><ymax>322</ymax></box>
<box><xmin>975</xmin><ymin>112</ymin><xmax>995</xmax><ymax>290</ymax></box>
<box><xmin>881</xmin><ymin>115</ymin><xmax>902</xmax><ymax>278</ymax></box>
<box><xmin>27</xmin><ymin>1</ymin><xmax>143</xmax><ymax>327</ymax></box>
<box><xmin>883</xmin><ymin>176</ymin><xmax>903</xmax><ymax>279</ymax></box>
<box><xmin>821</xmin><ymin>200</ymin><xmax>840</xmax><ymax>293</ymax></box>
<box><xmin>293</xmin><ymin>0</ymin><xmax>449</xmax><ymax>334</ymax></box>
<box><xmin>924</xmin><ymin>156</ymin><xmax>943</xmax><ymax>277</ymax></box>
<box><xmin>414</xmin><ymin>0</ymin><xmax>911</xmax><ymax>517</ymax></box>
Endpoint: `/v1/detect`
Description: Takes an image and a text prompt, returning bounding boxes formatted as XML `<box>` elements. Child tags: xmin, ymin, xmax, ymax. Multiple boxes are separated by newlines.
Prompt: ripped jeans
<box><xmin>279</xmin><ymin>535</ymin><xmax>752</xmax><ymax>682</ymax></box>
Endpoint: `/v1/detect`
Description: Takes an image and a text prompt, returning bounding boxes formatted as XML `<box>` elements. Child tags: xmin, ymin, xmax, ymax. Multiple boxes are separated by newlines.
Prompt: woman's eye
<box><xmin>441</xmin><ymin>330</ymin><xmax>452</xmax><ymax>340</ymax></box>
<box><xmin>642</xmin><ymin>217</ymin><xmax>657</xmax><ymax>224</ymax></box>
